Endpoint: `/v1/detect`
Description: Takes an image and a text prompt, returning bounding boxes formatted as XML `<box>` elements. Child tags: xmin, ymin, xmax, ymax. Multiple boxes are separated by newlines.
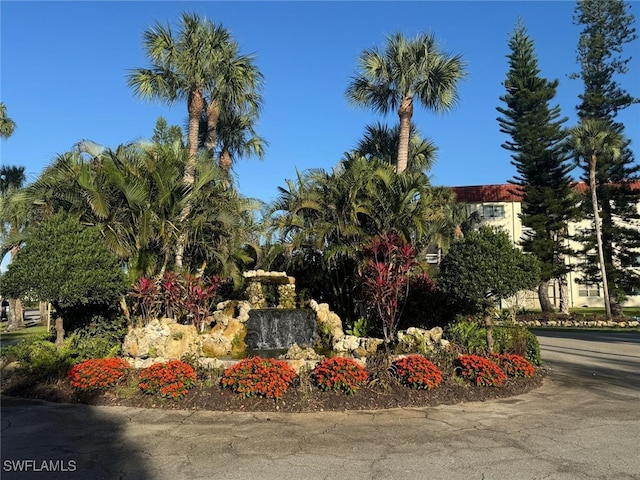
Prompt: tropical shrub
<box><xmin>128</xmin><ymin>272</ymin><xmax>224</xmax><ymax>330</ymax></box>
<box><xmin>129</xmin><ymin>277</ymin><xmax>161</xmax><ymax>325</ymax></box>
<box><xmin>391</xmin><ymin>355</ymin><xmax>443</xmax><ymax>389</ymax></box>
<box><xmin>68</xmin><ymin>357</ymin><xmax>130</xmax><ymax>391</ymax></box>
<box><xmin>138</xmin><ymin>360</ymin><xmax>197</xmax><ymax>400</ymax></box>
<box><xmin>220</xmin><ymin>356</ymin><xmax>297</xmax><ymax>399</ymax></box>
<box><xmin>65</xmin><ymin>315</ymin><xmax>129</xmax><ymax>361</ymax></box>
<box><xmin>359</xmin><ymin>233</ymin><xmax>417</xmax><ymax>345</ymax></box>
<box><xmin>399</xmin><ymin>272</ymin><xmax>450</xmax><ymax>330</ymax></box>
<box><xmin>489</xmin><ymin>353</ymin><xmax>535</xmax><ymax>378</ymax></box>
<box><xmin>183</xmin><ymin>274</ymin><xmax>223</xmax><ymax>331</ymax></box>
<box><xmin>493</xmin><ymin>321</ymin><xmax>542</xmax><ymax>366</ymax></box>
<box><xmin>312</xmin><ymin>357</ymin><xmax>369</xmax><ymax>394</ymax></box>
<box><xmin>446</xmin><ymin>318</ymin><xmax>487</xmax><ymax>354</ymax></box>
<box><xmin>1</xmin><ymin>334</ymin><xmax>73</xmax><ymax>381</ymax></box>
<box><xmin>0</xmin><ymin>213</ymin><xmax>127</xmax><ymax>334</ymax></box>
<box><xmin>455</xmin><ymin>354</ymin><xmax>506</xmax><ymax>387</ymax></box>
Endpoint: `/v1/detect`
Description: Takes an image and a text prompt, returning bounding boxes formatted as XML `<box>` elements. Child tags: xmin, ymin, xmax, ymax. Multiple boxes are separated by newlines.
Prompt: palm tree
<box><xmin>201</xmin><ymin>45</ymin><xmax>264</xmax><ymax>170</ymax></box>
<box><xmin>0</xmin><ymin>103</ymin><xmax>16</xmax><ymax>139</ymax></box>
<box><xmin>568</xmin><ymin>118</ymin><xmax>625</xmax><ymax>319</ymax></box>
<box><xmin>24</xmin><ymin>140</ymin><xmax>218</xmax><ymax>279</ymax></box>
<box><xmin>128</xmin><ymin>13</ymin><xmax>262</xmax><ymax>268</ymax></box>
<box><xmin>0</xmin><ymin>164</ymin><xmax>26</xmax><ymax>330</ymax></box>
<box><xmin>202</xmin><ymin>107</ymin><xmax>267</xmax><ymax>176</ymax></box>
<box><xmin>345</xmin><ymin>33</ymin><xmax>465</xmax><ymax>173</ymax></box>
<box><xmin>353</xmin><ymin>122</ymin><xmax>437</xmax><ymax>173</ymax></box>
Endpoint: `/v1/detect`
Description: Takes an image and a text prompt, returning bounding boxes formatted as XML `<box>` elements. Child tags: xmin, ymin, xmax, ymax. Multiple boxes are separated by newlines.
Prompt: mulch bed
<box><xmin>1</xmin><ymin>370</ymin><xmax>546</xmax><ymax>413</ymax></box>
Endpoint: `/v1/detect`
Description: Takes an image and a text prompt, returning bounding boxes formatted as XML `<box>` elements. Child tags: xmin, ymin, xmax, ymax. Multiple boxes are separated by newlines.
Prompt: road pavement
<box><xmin>1</xmin><ymin>330</ymin><xmax>639</xmax><ymax>480</ymax></box>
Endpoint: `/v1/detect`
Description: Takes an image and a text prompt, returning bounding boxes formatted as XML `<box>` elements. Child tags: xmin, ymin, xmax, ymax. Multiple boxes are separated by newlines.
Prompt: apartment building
<box><xmin>450</xmin><ymin>183</ymin><xmax>640</xmax><ymax>310</ymax></box>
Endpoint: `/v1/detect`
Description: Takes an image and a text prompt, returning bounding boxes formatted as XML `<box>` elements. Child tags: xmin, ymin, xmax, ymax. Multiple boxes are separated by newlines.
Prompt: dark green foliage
<box><xmin>151</xmin><ymin>116</ymin><xmax>184</xmax><ymax>146</ymax></box>
<box><xmin>65</xmin><ymin>315</ymin><xmax>129</xmax><ymax>361</ymax></box>
<box><xmin>572</xmin><ymin>0</ymin><xmax>637</xmax><ymax>120</ymax></box>
<box><xmin>446</xmin><ymin>316</ymin><xmax>542</xmax><ymax>366</ymax></box>
<box><xmin>0</xmin><ymin>213</ymin><xmax>127</xmax><ymax>332</ymax></box>
<box><xmin>399</xmin><ymin>273</ymin><xmax>451</xmax><ymax>330</ymax></box>
<box><xmin>496</xmin><ymin>20</ymin><xmax>578</xmax><ymax>310</ymax></box>
<box><xmin>446</xmin><ymin>317</ymin><xmax>487</xmax><ymax>354</ymax></box>
<box><xmin>1</xmin><ymin>334</ymin><xmax>73</xmax><ymax>382</ymax></box>
<box><xmin>493</xmin><ymin>321</ymin><xmax>543</xmax><ymax>366</ymax></box>
<box><xmin>572</xmin><ymin>0</ymin><xmax>640</xmax><ymax>311</ymax></box>
<box><xmin>437</xmin><ymin>227</ymin><xmax>541</xmax><ymax>315</ymax></box>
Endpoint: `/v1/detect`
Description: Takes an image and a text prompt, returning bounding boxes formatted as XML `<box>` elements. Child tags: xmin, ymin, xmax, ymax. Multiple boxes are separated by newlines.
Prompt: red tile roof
<box><xmin>451</xmin><ymin>184</ymin><xmax>523</xmax><ymax>202</ymax></box>
<box><xmin>452</xmin><ymin>181</ymin><xmax>640</xmax><ymax>203</ymax></box>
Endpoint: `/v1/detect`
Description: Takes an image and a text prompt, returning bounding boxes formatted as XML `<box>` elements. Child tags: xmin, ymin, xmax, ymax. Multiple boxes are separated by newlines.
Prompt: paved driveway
<box><xmin>1</xmin><ymin>331</ymin><xmax>639</xmax><ymax>480</ymax></box>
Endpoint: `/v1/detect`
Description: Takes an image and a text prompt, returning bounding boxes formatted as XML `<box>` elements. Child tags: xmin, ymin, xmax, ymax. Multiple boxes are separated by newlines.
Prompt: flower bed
<box><xmin>220</xmin><ymin>356</ymin><xmax>297</xmax><ymax>399</ymax></box>
<box><xmin>312</xmin><ymin>357</ymin><xmax>369</xmax><ymax>394</ymax></box>
<box><xmin>68</xmin><ymin>357</ymin><xmax>130</xmax><ymax>391</ymax></box>
<box><xmin>455</xmin><ymin>354</ymin><xmax>507</xmax><ymax>387</ymax></box>
<box><xmin>391</xmin><ymin>355</ymin><xmax>443</xmax><ymax>389</ymax></box>
<box><xmin>138</xmin><ymin>360</ymin><xmax>197</xmax><ymax>400</ymax></box>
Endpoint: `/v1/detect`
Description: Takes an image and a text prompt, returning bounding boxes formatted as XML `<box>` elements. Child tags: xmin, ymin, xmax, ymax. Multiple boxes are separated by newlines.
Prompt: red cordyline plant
<box><xmin>220</xmin><ymin>356</ymin><xmax>297</xmax><ymax>399</ymax></box>
<box><xmin>128</xmin><ymin>272</ymin><xmax>224</xmax><ymax>329</ymax></box>
<box><xmin>489</xmin><ymin>353</ymin><xmax>535</xmax><ymax>378</ymax></box>
<box><xmin>129</xmin><ymin>277</ymin><xmax>161</xmax><ymax>325</ymax></box>
<box><xmin>160</xmin><ymin>271</ymin><xmax>185</xmax><ymax>320</ymax></box>
<box><xmin>67</xmin><ymin>357</ymin><xmax>130</xmax><ymax>391</ymax></box>
<box><xmin>391</xmin><ymin>355</ymin><xmax>443</xmax><ymax>390</ymax></box>
<box><xmin>183</xmin><ymin>274</ymin><xmax>223</xmax><ymax>332</ymax></box>
<box><xmin>360</xmin><ymin>233</ymin><xmax>416</xmax><ymax>346</ymax></box>
<box><xmin>455</xmin><ymin>354</ymin><xmax>506</xmax><ymax>387</ymax></box>
<box><xmin>138</xmin><ymin>360</ymin><xmax>197</xmax><ymax>400</ymax></box>
<box><xmin>312</xmin><ymin>357</ymin><xmax>369</xmax><ymax>394</ymax></box>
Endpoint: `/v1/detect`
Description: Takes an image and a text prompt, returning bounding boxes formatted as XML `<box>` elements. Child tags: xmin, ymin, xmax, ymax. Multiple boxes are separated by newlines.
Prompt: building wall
<box><xmin>453</xmin><ymin>185</ymin><xmax>640</xmax><ymax>311</ymax></box>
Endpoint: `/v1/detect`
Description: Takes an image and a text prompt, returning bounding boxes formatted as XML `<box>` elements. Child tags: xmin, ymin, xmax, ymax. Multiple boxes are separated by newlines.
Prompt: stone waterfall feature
<box><xmin>245</xmin><ymin>308</ymin><xmax>318</xmax><ymax>350</ymax></box>
<box><xmin>243</xmin><ymin>270</ymin><xmax>317</xmax><ymax>350</ymax></box>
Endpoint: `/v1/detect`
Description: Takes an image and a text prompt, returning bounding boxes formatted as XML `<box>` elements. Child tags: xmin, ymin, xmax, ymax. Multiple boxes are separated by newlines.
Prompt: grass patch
<box><xmin>0</xmin><ymin>325</ymin><xmax>49</xmax><ymax>343</ymax></box>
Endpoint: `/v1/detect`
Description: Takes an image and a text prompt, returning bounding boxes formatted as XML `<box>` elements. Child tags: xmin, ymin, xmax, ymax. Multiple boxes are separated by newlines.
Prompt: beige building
<box><xmin>450</xmin><ymin>183</ymin><xmax>640</xmax><ymax>311</ymax></box>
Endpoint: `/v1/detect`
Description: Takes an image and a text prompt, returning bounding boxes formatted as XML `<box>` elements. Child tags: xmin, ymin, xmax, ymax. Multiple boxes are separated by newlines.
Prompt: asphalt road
<box><xmin>1</xmin><ymin>330</ymin><xmax>639</xmax><ymax>480</ymax></box>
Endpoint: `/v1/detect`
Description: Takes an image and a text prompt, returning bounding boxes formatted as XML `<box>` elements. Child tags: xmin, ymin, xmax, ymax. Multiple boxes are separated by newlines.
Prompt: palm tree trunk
<box><xmin>175</xmin><ymin>88</ymin><xmax>205</xmax><ymax>269</ymax></box>
<box><xmin>396</xmin><ymin>96</ymin><xmax>413</xmax><ymax>174</ymax></box>
<box><xmin>558</xmin><ymin>275</ymin><xmax>570</xmax><ymax>314</ymax></box>
<box><xmin>557</xmin><ymin>230</ymin><xmax>570</xmax><ymax>315</ymax></box>
<box><xmin>220</xmin><ymin>150</ymin><xmax>232</xmax><ymax>173</ymax></box>
<box><xmin>589</xmin><ymin>154</ymin><xmax>612</xmax><ymax>319</ymax></box>
<box><xmin>484</xmin><ymin>309</ymin><xmax>495</xmax><ymax>353</ymax></box>
<box><xmin>206</xmin><ymin>100</ymin><xmax>220</xmax><ymax>158</ymax></box>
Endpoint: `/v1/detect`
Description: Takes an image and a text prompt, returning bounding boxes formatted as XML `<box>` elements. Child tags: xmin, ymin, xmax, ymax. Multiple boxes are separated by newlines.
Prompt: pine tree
<box><xmin>572</xmin><ymin>0</ymin><xmax>640</xmax><ymax>315</ymax></box>
<box><xmin>496</xmin><ymin>20</ymin><xmax>578</xmax><ymax>313</ymax></box>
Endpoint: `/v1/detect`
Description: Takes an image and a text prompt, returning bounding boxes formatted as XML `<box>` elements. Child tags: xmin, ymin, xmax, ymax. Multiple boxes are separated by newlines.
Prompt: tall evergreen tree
<box><xmin>572</xmin><ymin>0</ymin><xmax>640</xmax><ymax>314</ymax></box>
<box><xmin>496</xmin><ymin>20</ymin><xmax>578</xmax><ymax>312</ymax></box>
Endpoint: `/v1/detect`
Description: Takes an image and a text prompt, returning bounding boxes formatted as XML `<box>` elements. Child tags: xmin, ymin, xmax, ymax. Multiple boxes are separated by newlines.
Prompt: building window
<box><xmin>578</xmin><ymin>284</ymin><xmax>600</xmax><ymax>297</ymax></box>
<box><xmin>483</xmin><ymin>205</ymin><xmax>505</xmax><ymax>219</ymax></box>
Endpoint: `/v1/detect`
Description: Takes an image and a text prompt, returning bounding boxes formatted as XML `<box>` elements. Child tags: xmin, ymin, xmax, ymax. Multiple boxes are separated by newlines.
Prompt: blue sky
<box><xmin>1</xmin><ymin>0</ymin><xmax>639</xmax><ymax>207</ymax></box>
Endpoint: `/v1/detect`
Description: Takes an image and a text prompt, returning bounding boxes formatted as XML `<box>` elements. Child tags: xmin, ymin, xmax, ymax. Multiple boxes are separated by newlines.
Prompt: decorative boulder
<box><xmin>122</xmin><ymin>318</ymin><xmax>199</xmax><ymax>360</ymax></box>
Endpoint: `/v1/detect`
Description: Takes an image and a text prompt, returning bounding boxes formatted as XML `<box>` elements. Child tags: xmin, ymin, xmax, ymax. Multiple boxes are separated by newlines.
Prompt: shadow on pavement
<box><xmin>1</xmin><ymin>396</ymin><xmax>152</xmax><ymax>480</ymax></box>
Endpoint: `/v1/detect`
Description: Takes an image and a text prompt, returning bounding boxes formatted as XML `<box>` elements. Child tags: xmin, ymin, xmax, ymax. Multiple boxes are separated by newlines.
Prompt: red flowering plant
<box><xmin>220</xmin><ymin>356</ymin><xmax>297</xmax><ymax>399</ymax></box>
<box><xmin>312</xmin><ymin>357</ymin><xmax>369</xmax><ymax>394</ymax></box>
<box><xmin>138</xmin><ymin>360</ymin><xmax>197</xmax><ymax>400</ymax></box>
<box><xmin>359</xmin><ymin>233</ymin><xmax>417</xmax><ymax>347</ymax></box>
<box><xmin>391</xmin><ymin>355</ymin><xmax>443</xmax><ymax>390</ymax></box>
<box><xmin>489</xmin><ymin>353</ymin><xmax>535</xmax><ymax>378</ymax></box>
<box><xmin>67</xmin><ymin>357</ymin><xmax>130</xmax><ymax>391</ymax></box>
<box><xmin>455</xmin><ymin>354</ymin><xmax>506</xmax><ymax>387</ymax></box>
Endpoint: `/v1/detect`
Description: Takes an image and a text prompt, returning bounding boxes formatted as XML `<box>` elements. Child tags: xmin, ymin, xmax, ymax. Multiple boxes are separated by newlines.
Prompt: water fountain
<box><xmin>243</xmin><ymin>270</ymin><xmax>318</xmax><ymax>351</ymax></box>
